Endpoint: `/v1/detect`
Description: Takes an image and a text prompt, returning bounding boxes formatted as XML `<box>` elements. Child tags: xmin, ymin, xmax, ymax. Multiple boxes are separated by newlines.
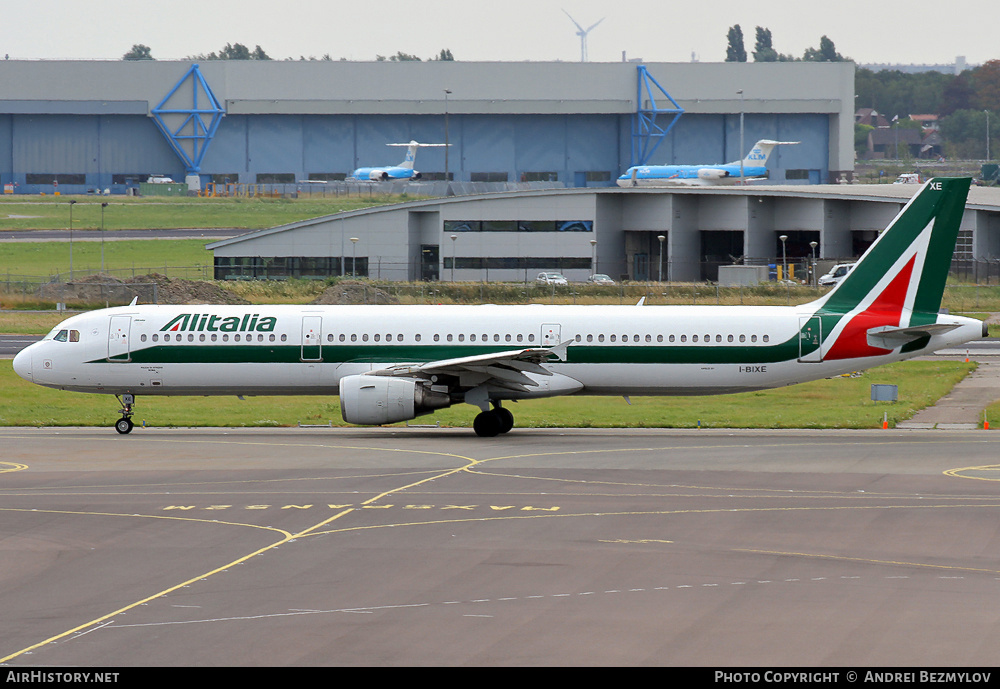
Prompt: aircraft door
<box><xmin>798</xmin><ymin>316</ymin><xmax>823</xmax><ymax>362</ymax></box>
<box><xmin>108</xmin><ymin>316</ymin><xmax>131</xmax><ymax>362</ymax></box>
<box><xmin>541</xmin><ymin>323</ymin><xmax>562</xmax><ymax>347</ymax></box>
<box><xmin>301</xmin><ymin>316</ymin><xmax>322</xmax><ymax>361</ymax></box>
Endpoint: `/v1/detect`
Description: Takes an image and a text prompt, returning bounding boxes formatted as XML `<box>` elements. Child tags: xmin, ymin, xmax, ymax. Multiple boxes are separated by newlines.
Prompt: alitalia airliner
<box><xmin>12</xmin><ymin>178</ymin><xmax>985</xmax><ymax>436</ymax></box>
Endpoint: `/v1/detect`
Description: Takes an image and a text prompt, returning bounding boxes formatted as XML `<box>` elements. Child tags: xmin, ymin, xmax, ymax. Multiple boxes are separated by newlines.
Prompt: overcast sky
<box><xmin>0</xmin><ymin>0</ymin><xmax>993</xmax><ymax>66</ymax></box>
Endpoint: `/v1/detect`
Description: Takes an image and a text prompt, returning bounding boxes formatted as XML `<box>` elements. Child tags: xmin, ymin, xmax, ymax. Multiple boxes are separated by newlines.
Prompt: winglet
<box><xmin>129</xmin><ymin>296</ymin><xmax>139</xmax><ymax>306</ymax></box>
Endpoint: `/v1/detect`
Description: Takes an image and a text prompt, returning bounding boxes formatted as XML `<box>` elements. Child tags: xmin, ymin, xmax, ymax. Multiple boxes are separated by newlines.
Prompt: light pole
<box><xmin>589</xmin><ymin>238</ymin><xmax>597</xmax><ymax>277</ymax></box>
<box><xmin>779</xmin><ymin>234</ymin><xmax>788</xmax><ymax>282</ymax></box>
<box><xmin>100</xmin><ymin>202</ymin><xmax>108</xmax><ymax>274</ymax></box>
<box><xmin>987</xmin><ymin>109</ymin><xmax>991</xmax><ymax>161</ymax></box>
<box><xmin>450</xmin><ymin>234</ymin><xmax>457</xmax><ymax>281</ymax></box>
<box><xmin>809</xmin><ymin>240</ymin><xmax>818</xmax><ymax>288</ymax></box>
<box><xmin>657</xmin><ymin>235</ymin><xmax>665</xmax><ymax>282</ymax></box>
<box><xmin>349</xmin><ymin>237</ymin><xmax>359</xmax><ymax>277</ymax></box>
<box><xmin>444</xmin><ymin>89</ymin><xmax>451</xmax><ymax>181</ymax></box>
<box><xmin>68</xmin><ymin>199</ymin><xmax>77</xmax><ymax>280</ymax></box>
<box><xmin>737</xmin><ymin>89</ymin><xmax>744</xmax><ymax>184</ymax></box>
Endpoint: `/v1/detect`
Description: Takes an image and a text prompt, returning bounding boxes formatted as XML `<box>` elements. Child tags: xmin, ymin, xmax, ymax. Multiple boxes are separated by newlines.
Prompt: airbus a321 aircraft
<box><xmin>617</xmin><ymin>139</ymin><xmax>798</xmax><ymax>187</ymax></box>
<box><xmin>13</xmin><ymin>178</ymin><xmax>984</xmax><ymax>437</ymax></box>
<box><xmin>348</xmin><ymin>141</ymin><xmax>448</xmax><ymax>182</ymax></box>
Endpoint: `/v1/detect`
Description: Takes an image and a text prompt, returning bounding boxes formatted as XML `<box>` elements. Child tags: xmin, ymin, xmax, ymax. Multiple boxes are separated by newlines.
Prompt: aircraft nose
<box><xmin>12</xmin><ymin>346</ymin><xmax>31</xmax><ymax>382</ymax></box>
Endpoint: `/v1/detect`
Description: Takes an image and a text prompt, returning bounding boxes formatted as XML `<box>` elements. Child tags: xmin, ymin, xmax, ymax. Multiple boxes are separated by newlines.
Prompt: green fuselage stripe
<box><xmin>88</xmin><ymin>337</ymin><xmax>805</xmax><ymax>367</ymax></box>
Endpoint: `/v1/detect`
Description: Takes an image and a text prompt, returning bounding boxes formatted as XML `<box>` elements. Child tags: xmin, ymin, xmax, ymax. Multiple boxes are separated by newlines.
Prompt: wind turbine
<box><xmin>563</xmin><ymin>9</ymin><xmax>604</xmax><ymax>62</ymax></box>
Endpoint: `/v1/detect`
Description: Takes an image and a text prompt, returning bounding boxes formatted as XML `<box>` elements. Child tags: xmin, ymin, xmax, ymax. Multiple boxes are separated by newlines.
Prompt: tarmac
<box><xmin>898</xmin><ymin>345</ymin><xmax>1000</xmax><ymax>429</ymax></box>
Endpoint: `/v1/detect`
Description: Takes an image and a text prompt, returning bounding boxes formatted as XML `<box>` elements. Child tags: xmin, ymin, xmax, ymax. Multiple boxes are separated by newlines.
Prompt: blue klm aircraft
<box><xmin>349</xmin><ymin>141</ymin><xmax>449</xmax><ymax>182</ymax></box>
<box><xmin>617</xmin><ymin>140</ymin><xmax>798</xmax><ymax>187</ymax></box>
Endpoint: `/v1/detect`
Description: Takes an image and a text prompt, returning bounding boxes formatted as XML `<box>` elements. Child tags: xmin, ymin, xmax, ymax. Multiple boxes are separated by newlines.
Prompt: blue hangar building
<box><xmin>0</xmin><ymin>60</ymin><xmax>855</xmax><ymax>194</ymax></box>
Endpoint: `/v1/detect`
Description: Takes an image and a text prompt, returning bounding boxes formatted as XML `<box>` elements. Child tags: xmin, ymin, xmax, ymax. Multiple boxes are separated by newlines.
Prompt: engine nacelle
<box><xmin>698</xmin><ymin>168</ymin><xmax>728</xmax><ymax>180</ymax></box>
<box><xmin>339</xmin><ymin>375</ymin><xmax>451</xmax><ymax>425</ymax></box>
<box><xmin>411</xmin><ymin>171</ymin><xmax>421</xmax><ymax>180</ymax></box>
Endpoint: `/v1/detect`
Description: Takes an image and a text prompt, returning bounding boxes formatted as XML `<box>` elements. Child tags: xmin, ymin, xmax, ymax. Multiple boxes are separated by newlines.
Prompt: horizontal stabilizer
<box><xmin>866</xmin><ymin>323</ymin><xmax>960</xmax><ymax>350</ymax></box>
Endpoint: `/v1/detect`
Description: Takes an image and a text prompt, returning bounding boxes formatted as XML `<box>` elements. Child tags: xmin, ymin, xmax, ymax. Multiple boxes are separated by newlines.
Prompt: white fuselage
<box><xmin>13</xmin><ymin>303</ymin><xmax>984</xmax><ymax>400</ymax></box>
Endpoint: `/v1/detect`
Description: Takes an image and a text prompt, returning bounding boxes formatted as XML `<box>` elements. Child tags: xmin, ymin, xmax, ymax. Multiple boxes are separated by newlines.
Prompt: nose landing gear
<box><xmin>114</xmin><ymin>393</ymin><xmax>135</xmax><ymax>434</ymax></box>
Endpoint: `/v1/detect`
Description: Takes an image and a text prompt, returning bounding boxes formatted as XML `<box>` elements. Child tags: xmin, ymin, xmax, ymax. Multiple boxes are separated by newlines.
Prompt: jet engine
<box><xmin>698</xmin><ymin>168</ymin><xmax>728</xmax><ymax>180</ymax></box>
<box><xmin>369</xmin><ymin>170</ymin><xmax>390</xmax><ymax>181</ymax></box>
<box><xmin>339</xmin><ymin>375</ymin><xmax>451</xmax><ymax>425</ymax></box>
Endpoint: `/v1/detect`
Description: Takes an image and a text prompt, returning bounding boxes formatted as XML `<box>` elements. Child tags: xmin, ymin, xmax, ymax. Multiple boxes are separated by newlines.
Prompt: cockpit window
<box><xmin>69</xmin><ymin>330</ymin><xmax>80</xmax><ymax>342</ymax></box>
<box><xmin>49</xmin><ymin>329</ymin><xmax>80</xmax><ymax>343</ymax></box>
<box><xmin>53</xmin><ymin>330</ymin><xmax>69</xmax><ymax>342</ymax></box>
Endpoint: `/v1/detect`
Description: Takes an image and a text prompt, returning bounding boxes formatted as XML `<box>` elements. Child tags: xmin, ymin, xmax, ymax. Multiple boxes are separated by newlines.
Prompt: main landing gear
<box><xmin>473</xmin><ymin>403</ymin><xmax>514</xmax><ymax>438</ymax></box>
<box><xmin>114</xmin><ymin>393</ymin><xmax>135</xmax><ymax>435</ymax></box>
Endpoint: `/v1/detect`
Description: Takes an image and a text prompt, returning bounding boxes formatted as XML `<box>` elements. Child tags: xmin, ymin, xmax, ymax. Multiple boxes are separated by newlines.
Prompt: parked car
<box><xmin>536</xmin><ymin>272</ymin><xmax>568</xmax><ymax>285</ymax></box>
<box><xmin>587</xmin><ymin>273</ymin><xmax>615</xmax><ymax>285</ymax></box>
<box><xmin>818</xmin><ymin>263</ymin><xmax>855</xmax><ymax>286</ymax></box>
<box><xmin>893</xmin><ymin>173</ymin><xmax>922</xmax><ymax>184</ymax></box>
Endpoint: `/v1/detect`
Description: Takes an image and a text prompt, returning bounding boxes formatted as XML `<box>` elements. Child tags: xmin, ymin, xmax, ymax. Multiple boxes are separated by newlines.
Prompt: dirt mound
<box><xmin>37</xmin><ymin>273</ymin><xmax>249</xmax><ymax>305</ymax></box>
<box><xmin>124</xmin><ymin>274</ymin><xmax>249</xmax><ymax>305</ymax></box>
<box><xmin>310</xmin><ymin>281</ymin><xmax>400</xmax><ymax>305</ymax></box>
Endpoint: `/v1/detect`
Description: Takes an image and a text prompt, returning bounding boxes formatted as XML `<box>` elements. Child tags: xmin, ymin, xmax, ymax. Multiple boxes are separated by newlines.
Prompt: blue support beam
<box><xmin>150</xmin><ymin>64</ymin><xmax>225</xmax><ymax>175</ymax></box>
<box><xmin>631</xmin><ymin>65</ymin><xmax>684</xmax><ymax>167</ymax></box>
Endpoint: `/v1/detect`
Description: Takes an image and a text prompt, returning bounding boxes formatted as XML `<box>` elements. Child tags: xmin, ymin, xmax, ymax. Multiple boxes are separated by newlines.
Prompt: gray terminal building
<box><xmin>207</xmin><ymin>184</ymin><xmax>1000</xmax><ymax>283</ymax></box>
<box><xmin>0</xmin><ymin>59</ymin><xmax>854</xmax><ymax>193</ymax></box>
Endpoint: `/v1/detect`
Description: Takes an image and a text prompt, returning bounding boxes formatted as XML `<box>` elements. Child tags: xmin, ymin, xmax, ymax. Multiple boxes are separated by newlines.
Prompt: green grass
<box><xmin>0</xmin><ymin>359</ymin><xmax>973</xmax><ymax>430</ymax></box>
<box><xmin>0</xmin><ymin>239</ymin><xmax>213</xmax><ymax>280</ymax></box>
<box><xmin>0</xmin><ymin>195</ymin><xmax>399</xmax><ymax>232</ymax></box>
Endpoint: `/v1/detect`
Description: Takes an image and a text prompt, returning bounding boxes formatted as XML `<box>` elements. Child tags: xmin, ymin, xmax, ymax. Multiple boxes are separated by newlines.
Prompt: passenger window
<box><xmin>140</xmin><ymin>334</ymin><xmax>147</xmax><ymax>342</ymax></box>
<box><xmin>374</xmin><ymin>334</ymin><xmax>380</xmax><ymax>342</ymax></box>
<box><xmin>362</xmin><ymin>334</ymin><xmax>369</xmax><ymax>342</ymax></box>
<box><xmin>692</xmin><ymin>335</ymin><xmax>698</xmax><ymax>342</ymax></box>
<box><xmin>739</xmin><ymin>334</ymin><xmax>746</xmax><ymax>342</ymax></box>
<box><xmin>434</xmin><ymin>334</ymin><xmax>440</xmax><ymax>342</ymax></box>
<box><xmin>681</xmin><ymin>335</ymin><xmax>687</xmax><ymax>342</ymax></box>
<box><xmin>587</xmin><ymin>334</ymin><xmax>593</xmax><ymax>342</ymax></box>
<box><xmin>152</xmin><ymin>334</ymin><xmax>159</xmax><ymax>342</ymax></box>
<box><xmin>763</xmin><ymin>335</ymin><xmax>770</xmax><ymax>342</ymax></box>
<box><xmin>415</xmin><ymin>334</ymin><xmax>422</xmax><ymax>342</ymax></box>
<box><xmin>598</xmin><ymin>334</ymin><xmax>605</xmax><ymax>342</ymax></box>
<box><xmin>715</xmin><ymin>335</ymin><xmax>722</xmax><ymax>343</ymax></box>
<box><xmin>610</xmin><ymin>334</ymin><xmax>616</xmax><ymax>342</ymax></box>
<box><xmin>751</xmin><ymin>335</ymin><xmax>757</xmax><ymax>343</ymax></box>
<box><xmin>351</xmin><ymin>334</ymin><xmax>358</xmax><ymax>342</ymax></box>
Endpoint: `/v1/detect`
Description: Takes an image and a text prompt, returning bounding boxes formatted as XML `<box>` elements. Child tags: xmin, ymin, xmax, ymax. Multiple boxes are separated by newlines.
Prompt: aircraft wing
<box><xmin>866</xmin><ymin>323</ymin><xmax>961</xmax><ymax>350</ymax></box>
<box><xmin>369</xmin><ymin>343</ymin><xmax>570</xmax><ymax>393</ymax></box>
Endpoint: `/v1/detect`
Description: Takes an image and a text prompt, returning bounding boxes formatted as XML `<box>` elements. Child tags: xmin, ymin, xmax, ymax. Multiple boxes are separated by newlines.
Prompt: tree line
<box><xmin>725</xmin><ymin>26</ymin><xmax>997</xmax><ymax>160</ymax></box>
<box><xmin>122</xmin><ymin>44</ymin><xmax>455</xmax><ymax>63</ymax></box>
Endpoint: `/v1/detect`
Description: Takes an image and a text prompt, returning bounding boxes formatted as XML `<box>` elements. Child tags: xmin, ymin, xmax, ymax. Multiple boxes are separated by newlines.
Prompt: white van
<box><xmin>819</xmin><ymin>263</ymin><xmax>855</xmax><ymax>286</ymax></box>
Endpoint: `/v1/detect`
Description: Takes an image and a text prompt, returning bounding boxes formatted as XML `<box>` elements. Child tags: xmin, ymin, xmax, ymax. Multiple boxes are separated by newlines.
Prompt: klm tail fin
<box><xmin>386</xmin><ymin>141</ymin><xmax>450</xmax><ymax>170</ymax></box>
<box><xmin>818</xmin><ymin>177</ymin><xmax>971</xmax><ymax>318</ymax></box>
<box><xmin>734</xmin><ymin>140</ymin><xmax>799</xmax><ymax>167</ymax></box>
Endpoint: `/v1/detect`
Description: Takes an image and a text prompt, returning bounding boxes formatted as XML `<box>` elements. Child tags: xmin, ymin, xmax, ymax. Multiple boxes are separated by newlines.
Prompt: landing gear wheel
<box><xmin>496</xmin><ymin>407</ymin><xmax>514</xmax><ymax>434</ymax></box>
<box><xmin>114</xmin><ymin>393</ymin><xmax>136</xmax><ymax>435</ymax></box>
<box><xmin>473</xmin><ymin>410</ymin><xmax>502</xmax><ymax>437</ymax></box>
